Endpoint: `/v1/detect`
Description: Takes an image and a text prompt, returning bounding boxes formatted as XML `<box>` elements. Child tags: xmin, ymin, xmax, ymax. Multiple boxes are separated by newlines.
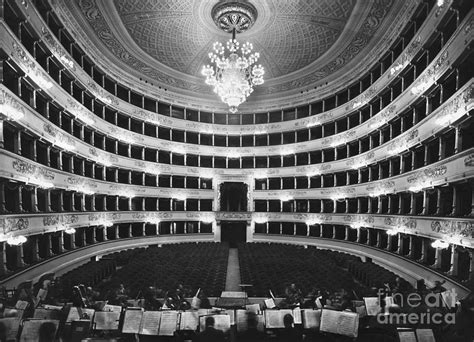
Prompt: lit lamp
<box><xmin>202</xmin><ymin>2</ymin><xmax>264</xmax><ymax>113</ymax></box>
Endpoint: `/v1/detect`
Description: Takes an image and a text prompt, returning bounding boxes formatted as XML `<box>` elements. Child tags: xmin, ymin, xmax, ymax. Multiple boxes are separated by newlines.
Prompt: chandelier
<box><xmin>202</xmin><ymin>2</ymin><xmax>264</xmax><ymax>113</ymax></box>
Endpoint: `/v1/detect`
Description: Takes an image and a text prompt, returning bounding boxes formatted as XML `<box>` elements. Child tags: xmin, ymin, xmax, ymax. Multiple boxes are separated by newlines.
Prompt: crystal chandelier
<box><xmin>202</xmin><ymin>2</ymin><xmax>264</xmax><ymax>113</ymax></box>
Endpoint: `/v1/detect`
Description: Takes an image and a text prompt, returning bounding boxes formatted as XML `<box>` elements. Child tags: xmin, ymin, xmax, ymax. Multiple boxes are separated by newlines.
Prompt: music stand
<box><xmin>239</xmin><ymin>284</ymin><xmax>253</xmax><ymax>306</ymax></box>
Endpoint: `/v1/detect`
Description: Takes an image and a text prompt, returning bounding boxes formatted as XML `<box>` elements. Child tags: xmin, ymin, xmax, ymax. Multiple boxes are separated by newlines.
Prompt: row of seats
<box><xmin>96</xmin><ymin>242</ymin><xmax>229</xmax><ymax>298</ymax></box>
<box><xmin>237</xmin><ymin>243</ymin><xmax>365</xmax><ymax>297</ymax></box>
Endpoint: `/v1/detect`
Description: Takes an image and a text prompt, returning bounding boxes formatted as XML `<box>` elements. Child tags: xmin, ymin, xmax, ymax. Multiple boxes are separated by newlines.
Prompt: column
<box><xmin>396</xmin><ymin>234</ymin><xmax>405</xmax><ymax>255</ymax></box>
<box><xmin>434</xmin><ymin>189</ymin><xmax>442</xmax><ymax>215</ymax></box>
<box><xmin>31</xmin><ymin>236</ymin><xmax>40</xmax><ymax>262</ymax></box>
<box><xmin>115</xmin><ymin>225</ymin><xmax>120</xmax><ymax>239</ymax></box>
<box><xmin>14</xmin><ymin>245</ymin><xmax>26</xmax><ymax>268</ymax></box>
<box><xmin>454</xmin><ymin>127</ymin><xmax>462</xmax><ymax>154</ymax></box>
<box><xmin>128</xmin><ymin>223</ymin><xmax>133</xmax><ymax>238</ymax></box>
<box><xmin>449</xmin><ymin>184</ymin><xmax>459</xmax><ymax>216</ymax></box>
<box><xmin>356</xmin><ymin>228</ymin><xmax>362</xmax><ymax>243</ymax></box>
<box><xmin>102</xmin><ymin>227</ymin><xmax>108</xmax><ymax>241</ymax></box>
<box><xmin>432</xmin><ymin>247</ymin><xmax>443</xmax><ymax>269</ymax></box>
<box><xmin>0</xmin><ymin>242</ymin><xmax>7</xmax><ymax>277</ymax></box>
<box><xmin>421</xmin><ymin>190</ymin><xmax>429</xmax><ymax>215</ymax></box>
<box><xmin>345</xmin><ymin>226</ymin><xmax>350</xmax><ymax>240</ymax></box>
<box><xmin>17</xmin><ymin>185</ymin><xmax>24</xmax><ymax>212</ymax></box>
<box><xmin>332</xmin><ymin>225</ymin><xmax>336</xmax><ymax>239</ymax></box>
<box><xmin>469</xmin><ymin>179</ymin><xmax>474</xmax><ymax>216</ymax></box>
<box><xmin>386</xmin><ymin>233</ymin><xmax>394</xmax><ymax>251</ymax></box>
<box><xmin>376</xmin><ymin>231</ymin><xmax>382</xmax><ymax>248</ymax></box>
<box><xmin>438</xmin><ymin>136</ymin><xmax>445</xmax><ymax>161</ymax></box>
<box><xmin>407</xmin><ymin>235</ymin><xmax>415</xmax><ymax>258</ymax></box>
<box><xmin>469</xmin><ymin>250</ymin><xmax>474</xmax><ymax>281</ymax></box>
<box><xmin>0</xmin><ymin>182</ymin><xmax>6</xmax><ymax>212</ymax></box>
<box><xmin>45</xmin><ymin>234</ymin><xmax>52</xmax><ymax>257</ymax></box>
<box><xmin>141</xmin><ymin>223</ymin><xmax>146</xmax><ymax>237</ymax></box>
<box><xmin>418</xmin><ymin>238</ymin><xmax>428</xmax><ymax>263</ymax></box>
<box><xmin>409</xmin><ymin>193</ymin><xmax>417</xmax><ymax>215</ymax></box>
<box><xmin>69</xmin><ymin>231</ymin><xmax>76</xmax><ymax>250</ymax></box>
<box><xmin>91</xmin><ymin>227</ymin><xmax>97</xmax><ymax>244</ymax></box>
<box><xmin>447</xmin><ymin>246</ymin><xmax>459</xmax><ymax>276</ymax></box>
<box><xmin>58</xmin><ymin>231</ymin><xmax>65</xmax><ymax>253</ymax></box>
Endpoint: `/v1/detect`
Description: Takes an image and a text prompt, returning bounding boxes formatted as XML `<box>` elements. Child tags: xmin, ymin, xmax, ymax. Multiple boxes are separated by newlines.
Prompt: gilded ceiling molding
<box><xmin>47</xmin><ymin>0</ymin><xmax>419</xmax><ymax>110</ymax></box>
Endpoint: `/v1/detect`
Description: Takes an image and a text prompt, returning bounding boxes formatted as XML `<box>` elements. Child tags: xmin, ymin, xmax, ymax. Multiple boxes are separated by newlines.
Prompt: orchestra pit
<box><xmin>0</xmin><ymin>0</ymin><xmax>473</xmax><ymax>341</ymax></box>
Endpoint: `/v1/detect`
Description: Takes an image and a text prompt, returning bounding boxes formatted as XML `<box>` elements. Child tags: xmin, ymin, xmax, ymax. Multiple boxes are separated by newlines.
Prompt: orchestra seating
<box><xmin>238</xmin><ymin>243</ymin><xmax>367</xmax><ymax>297</ymax></box>
<box><xmin>60</xmin><ymin>258</ymin><xmax>116</xmax><ymax>299</ymax></box>
<box><xmin>93</xmin><ymin>242</ymin><xmax>228</xmax><ymax>297</ymax></box>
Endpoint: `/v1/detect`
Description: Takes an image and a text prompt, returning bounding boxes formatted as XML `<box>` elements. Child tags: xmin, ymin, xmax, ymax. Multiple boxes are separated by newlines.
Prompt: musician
<box><xmin>277</xmin><ymin>314</ymin><xmax>302</xmax><ymax>342</ymax></box>
<box><xmin>284</xmin><ymin>283</ymin><xmax>303</xmax><ymax>307</ymax></box>
<box><xmin>237</xmin><ymin>312</ymin><xmax>266</xmax><ymax>342</ymax></box>
<box><xmin>194</xmin><ymin>316</ymin><xmax>226</xmax><ymax>342</ymax></box>
<box><xmin>429</xmin><ymin>280</ymin><xmax>447</xmax><ymax>294</ymax></box>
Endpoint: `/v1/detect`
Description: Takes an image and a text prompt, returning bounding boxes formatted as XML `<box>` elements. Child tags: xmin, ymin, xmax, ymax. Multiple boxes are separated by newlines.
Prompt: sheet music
<box><xmin>264</xmin><ymin>298</ymin><xmax>276</xmax><ymax>309</ymax></box>
<box><xmin>225</xmin><ymin>309</ymin><xmax>235</xmax><ymax>325</ymax></box>
<box><xmin>102</xmin><ymin>304</ymin><xmax>123</xmax><ymax>313</ymax></box>
<box><xmin>302</xmin><ymin>309</ymin><xmax>321</xmax><ymax>329</ymax></box>
<box><xmin>15</xmin><ymin>300</ymin><xmax>29</xmax><ymax>310</ymax></box>
<box><xmin>20</xmin><ymin>319</ymin><xmax>59</xmax><ymax>342</ymax></box>
<box><xmin>33</xmin><ymin>308</ymin><xmax>61</xmax><ymax>320</ymax></box>
<box><xmin>245</xmin><ymin>303</ymin><xmax>260</xmax><ymax>313</ymax></box>
<box><xmin>159</xmin><ymin>311</ymin><xmax>179</xmax><ymax>336</ymax></box>
<box><xmin>198</xmin><ymin>308</ymin><xmax>211</xmax><ymax>317</ymax></box>
<box><xmin>179</xmin><ymin>311</ymin><xmax>199</xmax><ymax>330</ymax></box>
<box><xmin>122</xmin><ymin>309</ymin><xmax>144</xmax><ymax>334</ymax></box>
<box><xmin>264</xmin><ymin>309</ymin><xmax>292</xmax><ymax>329</ymax></box>
<box><xmin>355</xmin><ymin>305</ymin><xmax>367</xmax><ymax>317</ymax></box>
<box><xmin>398</xmin><ymin>331</ymin><xmax>417</xmax><ymax>342</ymax></box>
<box><xmin>94</xmin><ymin>311</ymin><xmax>120</xmax><ymax>330</ymax></box>
<box><xmin>0</xmin><ymin>317</ymin><xmax>21</xmax><ymax>341</ymax></box>
<box><xmin>66</xmin><ymin>307</ymin><xmax>95</xmax><ymax>322</ymax></box>
<box><xmin>139</xmin><ymin>311</ymin><xmax>162</xmax><ymax>335</ymax></box>
<box><xmin>236</xmin><ymin>309</ymin><xmax>248</xmax><ymax>332</ymax></box>
<box><xmin>320</xmin><ymin>309</ymin><xmax>359</xmax><ymax>338</ymax></box>
<box><xmin>363</xmin><ymin>297</ymin><xmax>381</xmax><ymax>316</ymax></box>
<box><xmin>416</xmin><ymin>329</ymin><xmax>436</xmax><ymax>342</ymax></box>
<box><xmin>199</xmin><ymin>314</ymin><xmax>231</xmax><ymax>333</ymax></box>
<box><xmin>292</xmin><ymin>308</ymin><xmax>302</xmax><ymax>324</ymax></box>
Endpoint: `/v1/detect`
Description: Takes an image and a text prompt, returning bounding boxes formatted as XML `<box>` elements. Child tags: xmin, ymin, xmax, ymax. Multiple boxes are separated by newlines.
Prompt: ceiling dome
<box><xmin>58</xmin><ymin>0</ymin><xmax>409</xmax><ymax>111</ymax></box>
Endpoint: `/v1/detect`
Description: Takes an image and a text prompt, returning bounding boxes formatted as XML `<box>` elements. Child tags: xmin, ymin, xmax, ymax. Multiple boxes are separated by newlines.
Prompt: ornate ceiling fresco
<box><xmin>53</xmin><ymin>0</ymin><xmax>415</xmax><ymax>111</ymax></box>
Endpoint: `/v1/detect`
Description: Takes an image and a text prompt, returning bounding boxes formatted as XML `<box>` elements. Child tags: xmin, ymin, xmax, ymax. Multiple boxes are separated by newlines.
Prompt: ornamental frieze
<box><xmin>0</xmin><ymin>90</ymin><xmax>26</xmax><ymax>120</ymax></box>
<box><xmin>366</xmin><ymin>180</ymin><xmax>395</xmax><ymax>193</ymax></box>
<box><xmin>11</xmin><ymin>42</ymin><xmax>35</xmax><ymax>71</ymax></box>
<box><xmin>431</xmin><ymin>221</ymin><xmax>474</xmax><ymax>239</ymax></box>
<box><xmin>343</xmin><ymin>215</ymin><xmax>374</xmax><ymax>224</ymax></box>
<box><xmin>88</xmin><ymin>213</ymin><xmax>121</xmax><ymax>222</ymax></box>
<box><xmin>131</xmin><ymin>212</ymin><xmax>148</xmax><ymax>220</ymax></box>
<box><xmin>216</xmin><ymin>212</ymin><xmax>252</xmax><ymax>220</ymax></box>
<box><xmin>87</xmin><ymin>82</ymin><xmax>118</xmax><ymax>106</ymax></box>
<box><xmin>12</xmin><ymin>159</ymin><xmax>36</xmax><ymax>175</ymax></box>
<box><xmin>1</xmin><ymin>218</ymin><xmax>29</xmax><ymax>233</ymax></box>
<box><xmin>464</xmin><ymin>154</ymin><xmax>474</xmax><ymax>167</ymax></box>
<box><xmin>407</xmin><ymin>165</ymin><xmax>447</xmax><ymax>184</ymax></box>
<box><xmin>41</xmin><ymin>27</ymin><xmax>75</xmax><ymax>70</ymax></box>
<box><xmin>43</xmin><ymin>214</ymin><xmax>79</xmax><ymax>226</ymax></box>
<box><xmin>384</xmin><ymin>217</ymin><xmax>417</xmax><ymax>230</ymax></box>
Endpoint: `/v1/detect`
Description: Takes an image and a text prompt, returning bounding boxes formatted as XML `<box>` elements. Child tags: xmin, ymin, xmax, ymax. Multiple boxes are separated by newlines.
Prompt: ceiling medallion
<box><xmin>202</xmin><ymin>2</ymin><xmax>264</xmax><ymax>113</ymax></box>
<box><xmin>211</xmin><ymin>1</ymin><xmax>258</xmax><ymax>33</ymax></box>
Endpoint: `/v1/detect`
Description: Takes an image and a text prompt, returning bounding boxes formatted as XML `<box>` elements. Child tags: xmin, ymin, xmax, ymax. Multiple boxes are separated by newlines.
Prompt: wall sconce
<box><xmin>431</xmin><ymin>239</ymin><xmax>449</xmax><ymax>249</ymax></box>
<box><xmin>6</xmin><ymin>235</ymin><xmax>27</xmax><ymax>246</ymax></box>
<box><xmin>64</xmin><ymin>227</ymin><xmax>76</xmax><ymax>234</ymax></box>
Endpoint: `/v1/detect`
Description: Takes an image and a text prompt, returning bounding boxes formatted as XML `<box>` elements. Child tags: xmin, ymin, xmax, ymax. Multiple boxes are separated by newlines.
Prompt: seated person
<box><xmin>194</xmin><ymin>316</ymin><xmax>226</xmax><ymax>342</ymax></box>
<box><xmin>429</xmin><ymin>280</ymin><xmax>447</xmax><ymax>293</ymax></box>
<box><xmin>277</xmin><ymin>314</ymin><xmax>302</xmax><ymax>342</ymax></box>
<box><xmin>283</xmin><ymin>283</ymin><xmax>304</xmax><ymax>307</ymax></box>
<box><xmin>237</xmin><ymin>312</ymin><xmax>266</xmax><ymax>342</ymax></box>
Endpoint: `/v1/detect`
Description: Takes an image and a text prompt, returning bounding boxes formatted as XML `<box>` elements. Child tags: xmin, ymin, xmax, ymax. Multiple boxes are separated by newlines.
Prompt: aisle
<box><xmin>224</xmin><ymin>248</ymin><xmax>241</xmax><ymax>291</ymax></box>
